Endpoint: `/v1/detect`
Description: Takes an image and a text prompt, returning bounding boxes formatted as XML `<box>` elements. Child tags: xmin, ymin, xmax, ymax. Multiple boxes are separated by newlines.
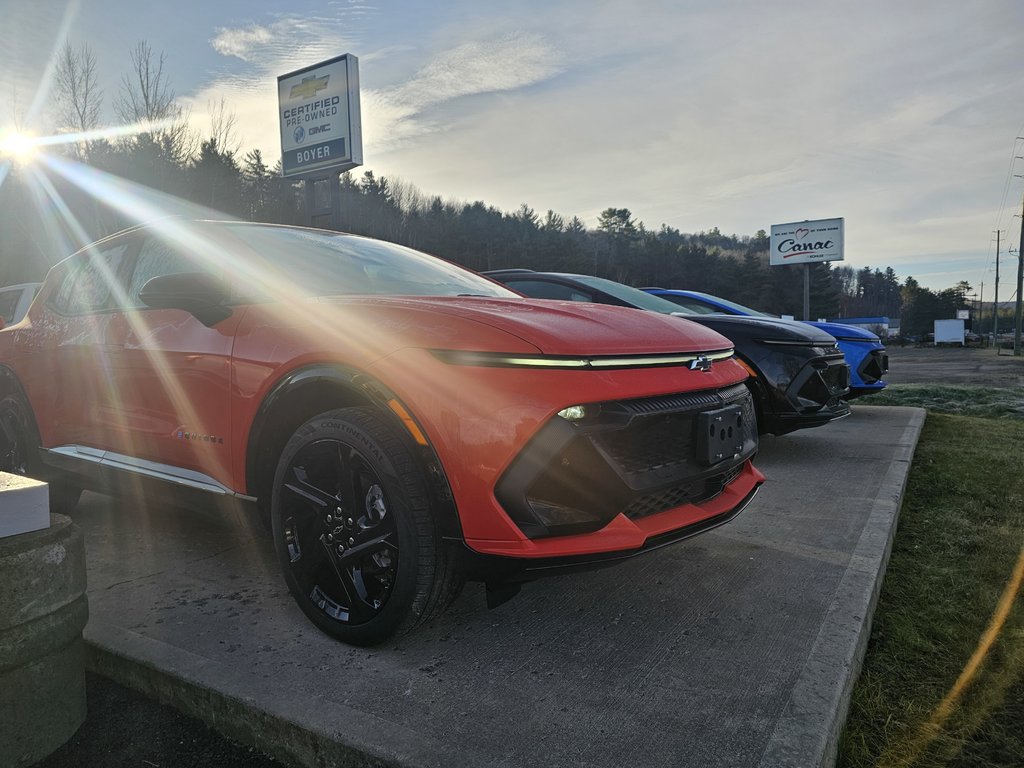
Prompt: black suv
<box><xmin>485</xmin><ymin>270</ymin><xmax>851</xmax><ymax>435</ymax></box>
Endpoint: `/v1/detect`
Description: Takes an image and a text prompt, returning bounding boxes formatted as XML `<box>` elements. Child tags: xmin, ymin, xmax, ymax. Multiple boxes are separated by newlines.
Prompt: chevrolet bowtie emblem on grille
<box><xmin>689</xmin><ymin>355</ymin><xmax>713</xmax><ymax>372</ymax></box>
<box><xmin>290</xmin><ymin>74</ymin><xmax>330</xmax><ymax>99</ymax></box>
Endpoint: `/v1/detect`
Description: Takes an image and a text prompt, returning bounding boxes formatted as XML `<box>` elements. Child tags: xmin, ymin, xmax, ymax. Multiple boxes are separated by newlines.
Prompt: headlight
<box><xmin>557</xmin><ymin>405</ymin><xmax>588</xmax><ymax>421</ymax></box>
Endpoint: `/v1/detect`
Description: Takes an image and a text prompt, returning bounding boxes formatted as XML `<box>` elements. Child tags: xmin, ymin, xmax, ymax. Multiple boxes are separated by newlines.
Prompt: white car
<box><xmin>0</xmin><ymin>283</ymin><xmax>40</xmax><ymax>327</ymax></box>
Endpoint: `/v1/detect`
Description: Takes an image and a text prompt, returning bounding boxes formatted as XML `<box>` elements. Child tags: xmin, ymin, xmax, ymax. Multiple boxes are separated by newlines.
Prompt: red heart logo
<box><xmin>795</xmin><ymin>227</ymin><xmax>809</xmax><ymax>240</ymax></box>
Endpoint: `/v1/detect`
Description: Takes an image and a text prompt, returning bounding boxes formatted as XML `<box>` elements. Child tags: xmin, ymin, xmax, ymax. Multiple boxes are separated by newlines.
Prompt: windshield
<box><xmin>221</xmin><ymin>224</ymin><xmax>516</xmax><ymax>299</ymax></box>
<box><xmin>570</xmin><ymin>275</ymin><xmax>691</xmax><ymax>315</ymax></box>
<box><xmin>657</xmin><ymin>291</ymin><xmax>774</xmax><ymax>317</ymax></box>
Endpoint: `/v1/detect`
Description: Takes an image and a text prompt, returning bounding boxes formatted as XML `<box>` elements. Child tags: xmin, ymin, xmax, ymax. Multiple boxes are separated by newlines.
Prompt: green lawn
<box><xmin>838</xmin><ymin>410</ymin><xmax>1024</xmax><ymax>768</ymax></box>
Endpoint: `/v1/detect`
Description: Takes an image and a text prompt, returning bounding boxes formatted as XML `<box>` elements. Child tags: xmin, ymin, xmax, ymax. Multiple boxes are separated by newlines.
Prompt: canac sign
<box><xmin>278</xmin><ymin>54</ymin><xmax>362</xmax><ymax>178</ymax></box>
<box><xmin>769</xmin><ymin>218</ymin><xmax>844</xmax><ymax>266</ymax></box>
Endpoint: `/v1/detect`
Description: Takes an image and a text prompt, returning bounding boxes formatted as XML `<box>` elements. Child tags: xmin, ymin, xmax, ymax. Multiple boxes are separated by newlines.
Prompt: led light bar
<box><xmin>432</xmin><ymin>349</ymin><xmax>734</xmax><ymax>370</ymax></box>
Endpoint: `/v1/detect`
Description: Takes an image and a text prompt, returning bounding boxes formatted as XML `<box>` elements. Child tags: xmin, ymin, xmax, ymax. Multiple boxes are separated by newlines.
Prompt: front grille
<box><xmin>858</xmin><ymin>350</ymin><xmax>888</xmax><ymax>384</ymax></box>
<box><xmin>623</xmin><ymin>463</ymin><xmax>743</xmax><ymax>520</ymax></box>
<box><xmin>495</xmin><ymin>383</ymin><xmax>758</xmax><ymax>538</ymax></box>
<box><xmin>615</xmin><ymin>383</ymin><xmax>747</xmax><ymax>417</ymax></box>
<box><xmin>591</xmin><ymin>385</ymin><xmax>754</xmax><ymax>483</ymax></box>
<box><xmin>792</xmin><ymin>356</ymin><xmax>849</xmax><ymax>410</ymax></box>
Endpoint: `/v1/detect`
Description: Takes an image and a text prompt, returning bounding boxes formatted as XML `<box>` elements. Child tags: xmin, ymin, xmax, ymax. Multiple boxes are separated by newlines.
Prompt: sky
<box><xmin>3</xmin><ymin>0</ymin><xmax>1024</xmax><ymax>295</ymax></box>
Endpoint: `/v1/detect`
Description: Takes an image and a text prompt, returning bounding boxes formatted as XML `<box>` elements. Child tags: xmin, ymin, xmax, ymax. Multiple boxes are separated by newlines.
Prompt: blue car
<box><xmin>644</xmin><ymin>289</ymin><xmax>888</xmax><ymax>399</ymax></box>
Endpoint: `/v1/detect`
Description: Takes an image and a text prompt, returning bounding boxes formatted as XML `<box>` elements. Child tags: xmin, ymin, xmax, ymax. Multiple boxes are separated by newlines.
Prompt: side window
<box><xmin>506</xmin><ymin>280</ymin><xmax>594</xmax><ymax>302</ymax></box>
<box><xmin>657</xmin><ymin>295</ymin><xmax>716</xmax><ymax>314</ymax></box>
<box><xmin>51</xmin><ymin>244</ymin><xmax>131</xmax><ymax>315</ymax></box>
<box><xmin>0</xmin><ymin>290</ymin><xmax>20</xmax><ymax>324</ymax></box>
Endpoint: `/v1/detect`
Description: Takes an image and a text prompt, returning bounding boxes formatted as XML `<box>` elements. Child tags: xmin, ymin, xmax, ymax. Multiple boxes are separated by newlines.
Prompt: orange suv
<box><xmin>0</xmin><ymin>221</ymin><xmax>763</xmax><ymax>644</ymax></box>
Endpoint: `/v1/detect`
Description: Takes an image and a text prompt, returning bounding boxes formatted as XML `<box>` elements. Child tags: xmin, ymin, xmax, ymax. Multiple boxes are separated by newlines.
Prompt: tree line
<box><xmin>0</xmin><ymin>40</ymin><xmax>978</xmax><ymax>336</ymax></box>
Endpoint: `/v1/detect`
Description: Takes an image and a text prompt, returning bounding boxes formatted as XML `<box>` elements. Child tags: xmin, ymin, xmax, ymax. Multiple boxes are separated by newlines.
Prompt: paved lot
<box><xmin>61</xmin><ymin>405</ymin><xmax>923</xmax><ymax>768</ymax></box>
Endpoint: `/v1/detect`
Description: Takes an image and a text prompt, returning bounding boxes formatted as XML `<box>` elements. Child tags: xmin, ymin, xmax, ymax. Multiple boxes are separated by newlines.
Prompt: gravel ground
<box><xmin>883</xmin><ymin>344</ymin><xmax>1024</xmax><ymax>387</ymax></box>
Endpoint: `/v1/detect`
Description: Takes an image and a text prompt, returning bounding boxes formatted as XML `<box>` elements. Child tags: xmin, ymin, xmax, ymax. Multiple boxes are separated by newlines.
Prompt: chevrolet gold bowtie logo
<box><xmin>290</xmin><ymin>74</ymin><xmax>330</xmax><ymax>99</ymax></box>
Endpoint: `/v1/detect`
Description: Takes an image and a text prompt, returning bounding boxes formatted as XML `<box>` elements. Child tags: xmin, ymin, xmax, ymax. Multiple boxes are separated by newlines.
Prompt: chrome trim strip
<box><xmin>46</xmin><ymin>445</ymin><xmax>234</xmax><ymax>496</ymax></box>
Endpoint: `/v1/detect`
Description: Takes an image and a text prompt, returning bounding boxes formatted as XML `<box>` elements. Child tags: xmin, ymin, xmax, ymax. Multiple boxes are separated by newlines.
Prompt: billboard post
<box><xmin>770</xmin><ymin>218</ymin><xmax>845</xmax><ymax>321</ymax></box>
<box><xmin>277</xmin><ymin>54</ymin><xmax>362</xmax><ymax>229</ymax></box>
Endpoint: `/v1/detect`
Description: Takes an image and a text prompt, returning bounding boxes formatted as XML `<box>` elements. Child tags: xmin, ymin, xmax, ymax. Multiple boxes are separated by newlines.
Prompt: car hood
<box><xmin>314</xmin><ymin>296</ymin><xmax>734</xmax><ymax>356</ymax></box>
<box><xmin>806</xmin><ymin>321</ymin><xmax>880</xmax><ymax>342</ymax></box>
<box><xmin>677</xmin><ymin>313</ymin><xmax>838</xmax><ymax>344</ymax></box>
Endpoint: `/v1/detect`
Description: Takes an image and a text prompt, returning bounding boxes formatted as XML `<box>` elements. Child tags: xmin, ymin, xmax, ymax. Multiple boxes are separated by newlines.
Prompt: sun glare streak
<box><xmin>23</xmin><ymin>162</ymin><xmax>231</xmax><ymax>483</ymax></box>
<box><xmin>35</xmin><ymin>154</ymin><xmax>380</xmax><ymax>347</ymax></box>
<box><xmin>21</xmin><ymin>165</ymin><xmax>80</xmax><ymax>260</ymax></box>
<box><xmin>879</xmin><ymin>544</ymin><xmax>1024</xmax><ymax>768</ymax></box>
<box><xmin>37</xmin><ymin>119</ymin><xmax>178</xmax><ymax>149</ymax></box>
<box><xmin>31</xmin><ymin>154</ymin><xmax>513</xmax><ymax>486</ymax></box>
<box><xmin>1</xmin><ymin>120</ymin><xmax>178</xmax><ymax>170</ymax></box>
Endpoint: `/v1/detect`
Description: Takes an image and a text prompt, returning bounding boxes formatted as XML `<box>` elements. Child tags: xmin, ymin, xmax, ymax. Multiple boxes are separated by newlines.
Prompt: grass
<box><xmin>864</xmin><ymin>384</ymin><xmax>1024</xmax><ymax>420</ymax></box>
<box><xmin>838</xmin><ymin>411</ymin><xmax>1024</xmax><ymax>768</ymax></box>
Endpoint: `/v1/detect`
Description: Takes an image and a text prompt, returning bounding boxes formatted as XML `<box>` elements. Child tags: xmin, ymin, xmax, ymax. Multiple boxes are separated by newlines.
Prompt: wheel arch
<box><xmin>244</xmin><ymin>364</ymin><xmax>463</xmax><ymax>540</ymax></box>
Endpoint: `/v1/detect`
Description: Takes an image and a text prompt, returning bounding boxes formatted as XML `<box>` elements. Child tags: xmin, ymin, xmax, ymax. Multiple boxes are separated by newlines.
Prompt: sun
<box><xmin>0</xmin><ymin>131</ymin><xmax>39</xmax><ymax>162</ymax></box>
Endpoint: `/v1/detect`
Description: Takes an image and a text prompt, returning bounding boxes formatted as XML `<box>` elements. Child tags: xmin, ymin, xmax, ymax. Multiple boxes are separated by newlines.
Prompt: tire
<box><xmin>270</xmin><ymin>407</ymin><xmax>463</xmax><ymax>646</ymax></box>
<box><xmin>0</xmin><ymin>394</ymin><xmax>82</xmax><ymax>515</ymax></box>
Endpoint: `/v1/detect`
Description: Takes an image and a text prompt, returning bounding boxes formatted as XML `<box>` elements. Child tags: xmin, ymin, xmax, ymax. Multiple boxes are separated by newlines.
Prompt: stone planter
<box><xmin>0</xmin><ymin>514</ymin><xmax>88</xmax><ymax>767</ymax></box>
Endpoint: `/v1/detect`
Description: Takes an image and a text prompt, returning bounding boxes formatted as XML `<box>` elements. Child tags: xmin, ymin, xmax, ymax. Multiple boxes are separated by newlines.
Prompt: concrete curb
<box><xmin>756</xmin><ymin>406</ymin><xmax>927</xmax><ymax>768</ymax></box>
<box><xmin>84</xmin><ymin>624</ymin><xmax>458</xmax><ymax>768</ymax></box>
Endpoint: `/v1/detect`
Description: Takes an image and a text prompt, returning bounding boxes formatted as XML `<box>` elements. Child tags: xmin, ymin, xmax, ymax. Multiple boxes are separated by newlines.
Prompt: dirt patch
<box><xmin>883</xmin><ymin>345</ymin><xmax>1024</xmax><ymax>388</ymax></box>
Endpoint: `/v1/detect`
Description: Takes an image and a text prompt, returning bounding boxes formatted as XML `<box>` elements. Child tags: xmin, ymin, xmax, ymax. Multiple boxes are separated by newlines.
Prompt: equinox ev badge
<box><xmin>689</xmin><ymin>355</ymin><xmax>713</xmax><ymax>372</ymax></box>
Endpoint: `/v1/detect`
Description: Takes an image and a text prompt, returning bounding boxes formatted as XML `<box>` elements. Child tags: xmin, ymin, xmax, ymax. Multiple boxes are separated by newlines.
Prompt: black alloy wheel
<box><xmin>0</xmin><ymin>393</ymin><xmax>82</xmax><ymax>514</ymax></box>
<box><xmin>270</xmin><ymin>407</ymin><xmax>462</xmax><ymax>645</ymax></box>
<box><xmin>0</xmin><ymin>395</ymin><xmax>31</xmax><ymax>475</ymax></box>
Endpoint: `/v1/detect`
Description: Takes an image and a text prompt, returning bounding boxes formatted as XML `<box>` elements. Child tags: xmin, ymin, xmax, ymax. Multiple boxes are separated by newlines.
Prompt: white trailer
<box><xmin>934</xmin><ymin>319</ymin><xmax>965</xmax><ymax>345</ymax></box>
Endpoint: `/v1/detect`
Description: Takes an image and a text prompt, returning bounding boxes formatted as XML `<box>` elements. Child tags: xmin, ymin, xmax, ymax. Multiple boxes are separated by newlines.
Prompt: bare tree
<box><xmin>116</xmin><ymin>41</ymin><xmax>194</xmax><ymax>162</ymax></box>
<box><xmin>207</xmin><ymin>97</ymin><xmax>239</xmax><ymax>156</ymax></box>
<box><xmin>54</xmin><ymin>41</ymin><xmax>103</xmax><ymax>158</ymax></box>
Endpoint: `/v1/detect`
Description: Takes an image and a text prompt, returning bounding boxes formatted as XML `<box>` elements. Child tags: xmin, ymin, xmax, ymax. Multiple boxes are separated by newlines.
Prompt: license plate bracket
<box><xmin>698</xmin><ymin>404</ymin><xmax>747</xmax><ymax>466</ymax></box>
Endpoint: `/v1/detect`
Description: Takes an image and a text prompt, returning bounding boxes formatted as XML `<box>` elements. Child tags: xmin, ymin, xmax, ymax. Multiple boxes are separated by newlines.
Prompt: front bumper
<box><xmin>461</xmin><ymin>474</ymin><xmax>762</xmax><ymax>585</ymax></box>
<box><xmin>372</xmin><ymin>348</ymin><xmax>765</xmax><ymax>559</ymax></box>
<box><xmin>756</xmin><ymin>351</ymin><xmax>852</xmax><ymax>435</ymax></box>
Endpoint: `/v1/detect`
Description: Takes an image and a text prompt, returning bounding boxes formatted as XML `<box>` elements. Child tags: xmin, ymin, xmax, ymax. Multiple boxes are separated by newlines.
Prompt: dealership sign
<box><xmin>278</xmin><ymin>54</ymin><xmax>362</xmax><ymax>178</ymax></box>
<box><xmin>769</xmin><ymin>218</ymin><xmax>844</xmax><ymax>266</ymax></box>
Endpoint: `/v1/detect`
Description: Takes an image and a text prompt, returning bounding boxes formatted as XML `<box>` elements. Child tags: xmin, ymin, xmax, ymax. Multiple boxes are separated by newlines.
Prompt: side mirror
<box><xmin>139</xmin><ymin>272</ymin><xmax>232</xmax><ymax>327</ymax></box>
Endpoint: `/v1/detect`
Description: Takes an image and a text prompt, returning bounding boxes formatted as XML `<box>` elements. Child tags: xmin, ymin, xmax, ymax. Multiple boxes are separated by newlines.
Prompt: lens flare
<box><xmin>0</xmin><ymin>131</ymin><xmax>39</xmax><ymax>162</ymax></box>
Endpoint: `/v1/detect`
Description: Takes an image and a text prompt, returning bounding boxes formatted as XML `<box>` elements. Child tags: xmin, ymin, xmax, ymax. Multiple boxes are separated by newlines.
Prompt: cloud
<box><xmin>365</xmin><ymin>32</ymin><xmax>566</xmax><ymax>151</ymax></box>
<box><xmin>209</xmin><ymin>18</ymin><xmax>356</xmax><ymax>71</ymax></box>
<box><xmin>390</xmin><ymin>34</ymin><xmax>565</xmax><ymax>110</ymax></box>
<box><xmin>210</xmin><ymin>25</ymin><xmax>273</xmax><ymax>62</ymax></box>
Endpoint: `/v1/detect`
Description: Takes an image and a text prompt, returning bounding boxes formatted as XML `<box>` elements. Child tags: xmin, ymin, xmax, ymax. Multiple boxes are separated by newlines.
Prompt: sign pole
<box><xmin>304</xmin><ymin>173</ymin><xmax>341</xmax><ymax>230</ymax></box>
<box><xmin>803</xmin><ymin>264</ymin><xmax>810</xmax><ymax>321</ymax></box>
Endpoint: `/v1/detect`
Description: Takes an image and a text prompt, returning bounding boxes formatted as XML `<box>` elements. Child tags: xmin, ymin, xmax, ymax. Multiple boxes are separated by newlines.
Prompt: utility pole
<box><xmin>1016</xmin><ymin>196</ymin><xmax>1024</xmax><ymax>356</ymax></box>
<box><xmin>977</xmin><ymin>282</ymin><xmax>983</xmax><ymax>344</ymax></box>
<box><xmin>993</xmin><ymin>230</ymin><xmax>1001</xmax><ymax>346</ymax></box>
